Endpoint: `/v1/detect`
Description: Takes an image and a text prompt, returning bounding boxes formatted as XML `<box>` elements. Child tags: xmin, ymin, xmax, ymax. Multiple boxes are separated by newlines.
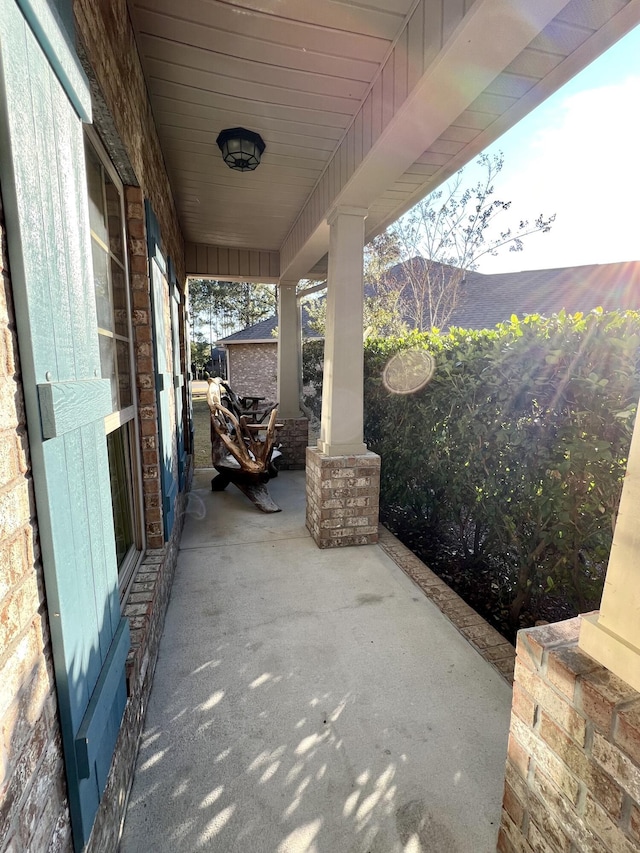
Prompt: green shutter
<box><xmin>0</xmin><ymin>3</ymin><xmax>129</xmax><ymax>850</ymax></box>
<box><xmin>146</xmin><ymin>201</ymin><xmax>178</xmax><ymax>539</ymax></box>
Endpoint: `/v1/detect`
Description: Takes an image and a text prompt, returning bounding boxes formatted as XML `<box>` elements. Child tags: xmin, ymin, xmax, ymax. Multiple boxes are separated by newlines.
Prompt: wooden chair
<box><xmin>206</xmin><ymin>378</ymin><xmax>283</xmax><ymax>512</ymax></box>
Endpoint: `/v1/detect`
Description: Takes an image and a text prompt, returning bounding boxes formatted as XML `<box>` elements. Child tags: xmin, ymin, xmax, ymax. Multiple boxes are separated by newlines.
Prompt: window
<box><xmin>85</xmin><ymin>131</ymin><xmax>143</xmax><ymax>596</ymax></box>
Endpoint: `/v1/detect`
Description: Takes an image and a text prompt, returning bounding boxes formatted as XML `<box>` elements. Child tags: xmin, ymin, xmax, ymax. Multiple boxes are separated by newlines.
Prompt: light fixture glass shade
<box><xmin>216</xmin><ymin>127</ymin><xmax>266</xmax><ymax>172</ymax></box>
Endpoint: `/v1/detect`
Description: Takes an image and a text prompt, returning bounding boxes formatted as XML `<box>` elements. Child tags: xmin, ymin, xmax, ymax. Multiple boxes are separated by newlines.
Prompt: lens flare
<box><xmin>382</xmin><ymin>349</ymin><xmax>436</xmax><ymax>395</ymax></box>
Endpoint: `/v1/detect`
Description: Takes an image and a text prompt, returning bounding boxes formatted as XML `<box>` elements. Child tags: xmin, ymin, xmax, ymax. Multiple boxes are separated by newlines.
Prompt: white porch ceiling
<box><xmin>128</xmin><ymin>0</ymin><xmax>640</xmax><ymax>280</ymax></box>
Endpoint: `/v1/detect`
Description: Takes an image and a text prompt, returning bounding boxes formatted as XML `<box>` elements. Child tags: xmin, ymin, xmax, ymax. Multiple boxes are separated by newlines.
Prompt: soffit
<box><xmin>128</xmin><ymin>0</ymin><xmax>640</xmax><ymax>278</ymax></box>
<box><xmin>363</xmin><ymin>0</ymin><xmax>639</xmax><ymax>243</ymax></box>
<box><xmin>128</xmin><ymin>0</ymin><xmax>415</xmax><ymax>250</ymax></box>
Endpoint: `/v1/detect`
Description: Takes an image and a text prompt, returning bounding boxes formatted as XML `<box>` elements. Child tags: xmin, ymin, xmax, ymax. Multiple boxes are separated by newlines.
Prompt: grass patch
<box><xmin>192</xmin><ymin>394</ymin><xmax>212</xmax><ymax>468</ymax></box>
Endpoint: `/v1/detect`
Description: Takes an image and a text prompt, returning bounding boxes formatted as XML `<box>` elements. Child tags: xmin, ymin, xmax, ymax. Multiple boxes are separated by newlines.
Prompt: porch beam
<box><xmin>297</xmin><ymin>281</ymin><xmax>326</xmax><ymax>302</ymax></box>
<box><xmin>318</xmin><ymin>206</ymin><xmax>367</xmax><ymax>457</ymax></box>
<box><xmin>579</xmin><ymin>399</ymin><xmax>640</xmax><ymax>692</ymax></box>
<box><xmin>185</xmin><ymin>242</ymin><xmax>279</xmax><ymax>283</ymax></box>
<box><xmin>277</xmin><ymin>280</ymin><xmax>302</xmax><ymax>419</ymax></box>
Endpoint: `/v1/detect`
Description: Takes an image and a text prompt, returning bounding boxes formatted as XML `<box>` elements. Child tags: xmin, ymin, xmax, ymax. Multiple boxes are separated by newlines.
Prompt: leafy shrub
<box><xmin>302</xmin><ymin>339</ymin><xmax>325</xmax><ymax>420</ymax></box>
<box><xmin>363</xmin><ymin>311</ymin><xmax>640</xmax><ymax>630</ymax></box>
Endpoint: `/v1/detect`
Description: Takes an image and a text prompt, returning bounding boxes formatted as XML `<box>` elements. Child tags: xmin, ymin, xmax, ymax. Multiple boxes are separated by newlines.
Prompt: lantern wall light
<box><xmin>216</xmin><ymin>127</ymin><xmax>266</xmax><ymax>172</ymax></box>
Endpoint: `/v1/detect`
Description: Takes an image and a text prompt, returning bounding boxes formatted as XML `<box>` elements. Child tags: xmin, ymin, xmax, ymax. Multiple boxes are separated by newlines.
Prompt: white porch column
<box><xmin>277</xmin><ymin>280</ymin><xmax>302</xmax><ymax>419</ymax></box>
<box><xmin>318</xmin><ymin>206</ymin><xmax>368</xmax><ymax>456</ymax></box>
<box><xmin>579</xmin><ymin>399</ymin><xmax>640</xmax><ymax>691</ymax></box>
<box><xmin>305</xmin><ymin>205</ymin><xmax>380</xmax><ymax>548</ymax></box>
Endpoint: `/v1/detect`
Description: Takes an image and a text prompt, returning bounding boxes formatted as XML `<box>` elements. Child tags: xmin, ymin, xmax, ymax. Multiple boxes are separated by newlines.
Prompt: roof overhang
<box><xmin>128</xmin><ymin>0</ymin><xmax>640</xmax><ymax>282</ymax></box>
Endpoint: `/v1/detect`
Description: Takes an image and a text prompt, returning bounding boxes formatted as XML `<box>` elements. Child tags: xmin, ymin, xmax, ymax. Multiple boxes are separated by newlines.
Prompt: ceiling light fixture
<box><xmin>216</xmin><ymin>127</ymin><xmax>266</xmax><ymax>172</ymax></box>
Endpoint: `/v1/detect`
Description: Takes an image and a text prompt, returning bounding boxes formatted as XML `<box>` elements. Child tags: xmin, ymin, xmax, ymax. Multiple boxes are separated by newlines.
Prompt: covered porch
<box><xmin>3</xmin><ymin>2</ymin><xmax>640</xmax><ymax>851</ymax></box>
<box><xmin>119</xmin><ymin>469</ymin><xmax>513</xmax><ymax>852</ymax></box>
<box><xmin>129</xmin><ymin>1</ymin><xmax>640</xmax><ymax>849</ymax></box>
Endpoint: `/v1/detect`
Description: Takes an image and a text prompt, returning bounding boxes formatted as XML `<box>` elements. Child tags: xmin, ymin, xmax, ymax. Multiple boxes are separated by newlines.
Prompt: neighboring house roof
<box><xmin>220</xmin><ymin>260</ymin><xmax>640</xmax><ymax>343</ymax></box>
<box><xmin>219</xmin><ymin>306</ymin><xmax>322</xmax><ymax>344</ymax></box>
<box><xmin>381</xmin><ymin>258</ymin><xmax>640</xmax><ymax>330</ymax></box>
<box><xmin>453</xmin><ymin>261</ymin><xmax>640</xmax><ymax>329</ymax></box>
<box><xmin>220</xmin><ymin>314</ymin><xmax>278</xmax><ymax>344</ymax></box>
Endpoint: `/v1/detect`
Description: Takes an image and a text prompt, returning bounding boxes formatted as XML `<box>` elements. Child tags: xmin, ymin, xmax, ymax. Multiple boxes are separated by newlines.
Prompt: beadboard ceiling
<box><xmin>128</xmin><ymin>0</ymin><xmax>640</xmax><ymax>279</ymax></box>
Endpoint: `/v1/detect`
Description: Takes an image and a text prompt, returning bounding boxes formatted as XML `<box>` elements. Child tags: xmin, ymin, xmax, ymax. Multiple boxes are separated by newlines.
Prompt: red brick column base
<box><xmin>305</xmin><ymin>446</ymin><xmax>380</xmax><ymax>548</ymax></box>
<box><xmin>500</xmin><ymin>616</ymin><xmax>640</xmax><ymax>853</ymax></box>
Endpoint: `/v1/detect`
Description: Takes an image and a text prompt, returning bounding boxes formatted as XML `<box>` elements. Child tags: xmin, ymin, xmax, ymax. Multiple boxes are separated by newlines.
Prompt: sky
<box><xmin>460</xmin><ymin>23</ymin><xmax>640</xmax><ymax>274</ymax></box>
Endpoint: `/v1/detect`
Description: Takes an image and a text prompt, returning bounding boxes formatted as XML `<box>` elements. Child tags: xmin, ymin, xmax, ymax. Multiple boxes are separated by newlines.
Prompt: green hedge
<box><xmin>362</xmin><ymin>311</ymin><xmax>640</xmax><ymax>628</ymax></box>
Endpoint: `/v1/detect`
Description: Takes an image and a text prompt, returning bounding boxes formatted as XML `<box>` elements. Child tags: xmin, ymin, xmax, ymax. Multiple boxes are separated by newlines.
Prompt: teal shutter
<box><xmin>169</xmin><ymin>258</ymin><xmax>187</xmax><ymax>489</ymax></box>
<box><xmin>0</xmin><ymin>3</ymin><xmax>129</xmax><ymax>850</ymax></box>
<box><xmin>146</xmin><ymin>201</ymin><xmax>178</xmax><ymax>539</ymax></box>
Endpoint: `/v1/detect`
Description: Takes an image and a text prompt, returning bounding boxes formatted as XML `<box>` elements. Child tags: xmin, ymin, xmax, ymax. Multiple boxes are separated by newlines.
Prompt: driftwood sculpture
<box><xmin>206</xmin><ymin>378</ymin><xmax>283</xmax><ymax>512</ymax></box>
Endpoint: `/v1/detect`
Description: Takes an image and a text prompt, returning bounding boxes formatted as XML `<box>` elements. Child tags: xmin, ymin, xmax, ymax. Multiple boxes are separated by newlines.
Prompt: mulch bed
<box><xmin>381</xmin><ymin>506</ymin><xmax>582</xmax><ymax>645</ymax></box>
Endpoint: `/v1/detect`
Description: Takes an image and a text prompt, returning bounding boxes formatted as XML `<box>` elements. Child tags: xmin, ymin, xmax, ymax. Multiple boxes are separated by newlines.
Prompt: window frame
<box><xmin>85</xmin><ymin>126</ymin><xmax>145</xmax><ymax>600</ymax></box>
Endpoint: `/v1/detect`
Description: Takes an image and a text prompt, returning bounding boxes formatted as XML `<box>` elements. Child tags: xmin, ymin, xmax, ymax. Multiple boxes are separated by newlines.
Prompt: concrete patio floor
<box><xmin>119</xmin><ymin>469</ymin><xmax>512</xmax><ymax>853</ymax></box>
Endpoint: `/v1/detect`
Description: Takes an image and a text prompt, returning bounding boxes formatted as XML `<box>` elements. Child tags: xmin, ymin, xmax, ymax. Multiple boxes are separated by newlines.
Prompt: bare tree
<box><xmin>383</xmin><ymin>152</ymin><xmax>555</xmax><ymax>330</ymax></box>
<box><xmin>304</xmin><ymin>232</ymin><xmax>407</xmax><ymax>338</ymax></box>
<box><xmin>362</xmin><ymin>232</ymin><xmax>408</xmax><ymax>338</ymax></box>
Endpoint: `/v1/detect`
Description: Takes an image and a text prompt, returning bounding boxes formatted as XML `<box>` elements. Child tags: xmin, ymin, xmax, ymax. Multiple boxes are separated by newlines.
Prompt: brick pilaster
<box><xmin>500</xmin><ymin>617</ymin><xmax>640</xmax><ymax>853</ymax></box>
<box><xmin>305</xmin><ymin>446</ymin><xmax>380</xmax><ymax>547</ymax></box>
<box><xmin>126</xmin><ymin>186</ymin><xmax>164</xmax><ymax>550</ymax></box>
<box><xmin>277</xmin><ymin>417</ymin><xmax>308</xmax><ymax>470</ymax></box>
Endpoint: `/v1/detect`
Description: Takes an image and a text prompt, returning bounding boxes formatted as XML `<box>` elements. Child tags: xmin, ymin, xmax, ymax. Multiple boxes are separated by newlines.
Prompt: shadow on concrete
<box><xmin>119</xmin><ymin>470</ymin><xmax>512</xmax><ymax>853</ymax></box>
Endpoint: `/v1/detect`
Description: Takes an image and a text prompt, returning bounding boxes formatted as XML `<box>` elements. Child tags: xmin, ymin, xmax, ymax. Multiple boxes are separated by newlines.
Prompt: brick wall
<box><xmin>306</xmin><ymin>447</ymin><xmax>380</xmax><ymax>547</ymax></box>
<box><xmin>500</xmin><ymin>617</ymin><xmax>640</xmax><ymax>853</ymax></box>
<box><xmin>0</xmin><ymin>193</ymin><xmax>72</xmax><ymax>850</ymax></box>
<box><xmin>228</xmin><ymin>343</ymin><xmax>278</xmax><ymax>401</ymax></box>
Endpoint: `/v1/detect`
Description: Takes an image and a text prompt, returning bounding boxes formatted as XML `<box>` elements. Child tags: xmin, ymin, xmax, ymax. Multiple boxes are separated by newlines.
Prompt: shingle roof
<box><xmin>219</xmin><ymin>306</ymin><xmax>321</xmax><ymax>343</ymax></box>
<box><xmin>453</xmin><ymin>261</ymin><xmax>640</xmax><ymax>329</ymax></box>
<box><xmin>219</xmin><ymin>314</ymin><xmax>278</xmax><ymax>343</ymax></box>
<box><xmin>382</xmin><ymin>258</ymin><xmax>640</xmax><ymax>330</ymax></box>
<box><xmin>219</xmin><ymin>260</ymin><xmax>640</xmax><ymax>343</ymax></box>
